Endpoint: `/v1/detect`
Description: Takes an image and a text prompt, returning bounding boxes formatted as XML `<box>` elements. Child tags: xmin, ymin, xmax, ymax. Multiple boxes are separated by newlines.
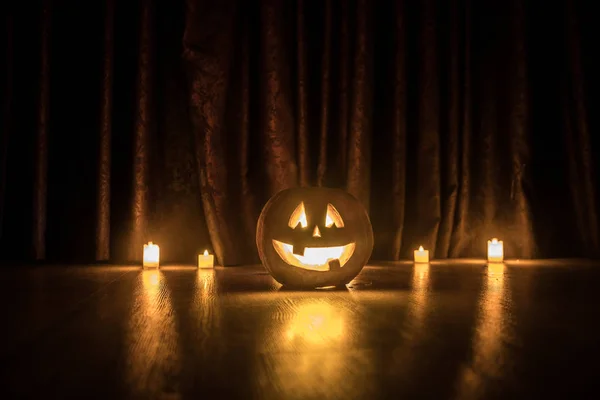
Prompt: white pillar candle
<box><xmin>487</xmin><ymin>238</ymin><xmax>504</xmax><ymax>262</ymax></box>
<box><xmin>198</xmin><ymin>250</ymin><xmax>214</xmax><ymax>268</ymax></box>
<box><xmin>414</xmin><ymin>246</ymin><xmax>429</xmax><ymax>263</ymax></box>
<box><xmin>143</xmin><ymin>241</ymin><xmax>160</xmax><ymax>268</ymax></box>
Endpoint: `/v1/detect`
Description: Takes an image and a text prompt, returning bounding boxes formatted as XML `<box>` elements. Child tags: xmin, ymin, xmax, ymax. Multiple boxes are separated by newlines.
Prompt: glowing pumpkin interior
<box><xmin>272</xmin><ymin>202</ymin><xmax>356</xmax><ymax>272</ymax></box>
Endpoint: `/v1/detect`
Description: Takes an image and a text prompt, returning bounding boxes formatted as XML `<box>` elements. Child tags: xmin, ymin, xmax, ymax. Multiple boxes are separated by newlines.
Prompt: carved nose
<box><xmin>312</xmin><ymin>226</ymin><xmax>321</xmax><ymax>237</ymax></box>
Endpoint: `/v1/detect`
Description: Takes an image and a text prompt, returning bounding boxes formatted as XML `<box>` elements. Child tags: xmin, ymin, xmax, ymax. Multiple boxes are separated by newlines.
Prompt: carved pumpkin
<box><xmin>256</xmin><ymin>187</ymin><xmax>373</xmax><ymax>288</ymax></box>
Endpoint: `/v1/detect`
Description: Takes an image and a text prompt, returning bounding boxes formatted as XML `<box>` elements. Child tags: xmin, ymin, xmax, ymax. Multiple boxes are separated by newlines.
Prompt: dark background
<box><xmin>1</xmin><ymin>0</ymin><xmax>598</xmax><ymax>265</ymax></box>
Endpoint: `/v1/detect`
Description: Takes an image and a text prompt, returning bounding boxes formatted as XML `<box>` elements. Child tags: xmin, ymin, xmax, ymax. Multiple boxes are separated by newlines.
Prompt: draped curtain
<box><xmin>1</xmin><ymin>0</ymin><xmax>598</xmax><ymax>265</ymax></box>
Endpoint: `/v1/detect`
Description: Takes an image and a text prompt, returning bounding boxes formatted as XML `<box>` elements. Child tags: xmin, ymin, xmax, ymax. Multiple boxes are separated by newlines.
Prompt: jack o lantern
<box><xmin>256</xmin><ymin>187</ymin><xmax>373</xmax><ymax>288</ymax></box>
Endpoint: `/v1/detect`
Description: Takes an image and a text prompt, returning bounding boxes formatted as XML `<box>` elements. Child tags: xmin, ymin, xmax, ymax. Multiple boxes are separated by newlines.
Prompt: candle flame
<box><xmin>203</xmin><ymin>250</ymin><xmax>208</xmax><ymax>256</ymax></box>
<box><xmin>418</xmin><ymin>246</ymin><xmax>424</xmax><ymax>251</ymax></box>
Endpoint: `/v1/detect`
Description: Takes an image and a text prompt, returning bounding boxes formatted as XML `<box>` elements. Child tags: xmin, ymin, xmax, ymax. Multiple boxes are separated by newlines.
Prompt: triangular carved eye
<box><xmin>325</xmin><ymin>203</ymin><xmax>344</xmax><ymax>228</ymax></box>
<box><xmin>288</xmin><ymin>202</ymin><xmax>308</xmax><ymax>229</ymax></box>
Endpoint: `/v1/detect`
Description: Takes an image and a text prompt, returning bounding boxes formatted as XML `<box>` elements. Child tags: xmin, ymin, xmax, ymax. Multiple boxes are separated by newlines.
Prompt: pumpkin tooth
<box><xmin>328</xmin><ymin>259</ymin><xmax>341</xmax><ymax>270</ymax></box>
<box><xmin>292</xmin><ymin>245</ymin><xmax>306</xmax><ymax>256</ymax></box>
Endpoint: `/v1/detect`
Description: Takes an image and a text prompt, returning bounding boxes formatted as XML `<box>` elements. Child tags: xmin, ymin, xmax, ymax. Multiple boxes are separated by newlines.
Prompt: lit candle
<box><xmin>487</xmin><ymin>238</ymin><xmax>504</xmax><ymax>262</ymax></box>
<box><xmin>198</xmin><ymin>250</ymin><xmax>214</xmax><ymax>269</ymax></box>
<box><xmin>414</xmin><ymin>246</ymin><xmax>429</xmax><ymax>263</ymax></box>
<box><xmin>143</xmin><ymin>241</ymin><xmax>160</xmax><ymax>268</ymax></box>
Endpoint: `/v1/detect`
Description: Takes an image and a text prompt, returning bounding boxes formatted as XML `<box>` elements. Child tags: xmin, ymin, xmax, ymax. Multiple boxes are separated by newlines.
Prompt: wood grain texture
<box><xmin>0</xmin><ymin>262</ymin><xmax>599</xmax><ymax>398</ymax></box>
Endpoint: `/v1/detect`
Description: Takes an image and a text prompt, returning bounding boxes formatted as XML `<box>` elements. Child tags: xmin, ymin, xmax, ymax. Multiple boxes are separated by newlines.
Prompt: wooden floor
<box><xmin>1</xmin><ymin>261</ymin><xmax>599</xmax><ymax>399</ymax></box>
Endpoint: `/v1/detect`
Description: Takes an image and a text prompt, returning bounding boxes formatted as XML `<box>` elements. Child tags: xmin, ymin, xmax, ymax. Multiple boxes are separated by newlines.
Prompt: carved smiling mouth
<box><xmin>272</xmin><ymin>240</ymin><xmax>356</xmax><ymax>272</ymax></box>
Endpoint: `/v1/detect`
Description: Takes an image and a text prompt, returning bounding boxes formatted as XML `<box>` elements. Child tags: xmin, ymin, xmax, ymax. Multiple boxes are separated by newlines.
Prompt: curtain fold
<box><xmin>315</xmin><ymin>0</ymin><xmax>331</xmax><ymax>187</ymax></box>
<box><xmin>0</xmin><ymin>0</ymin><xmax>598</xmax><ymax>264</ymax></box>
<box><xmin>0</xmin><ymin>13</ymin><xmax>13</xmax><ymax>242</ymax></box>
<box><xmin>183</xmin><ymin>0</ymin><xmax>598</xmax><ymax>262</ymax></box>
<box><xmin>295</xmin><ymin>0</ymin><xmax>310</xmax><ymax>187</ymax></box>
<box><xmin>450</xmin><ymin>0</ymin><xmax>472</xmax><ymax>258</ymax></box>
<box><xmin>564</xmin><ymin>0</ymin><xmax>599</xmax><ymax>256</ymax></box>
<box><xmin>96</xmin><ymin>0</ymin><xmax>114</xmax><ymax>261</ymax></box>
<box><xmin>129</xmin><ymin>0</ymin><xmax>154</xmax><ymax>261</ymax></box>
<box><xmin>32</xmin><ymin>0</ymin><xmax>51</xmax><ymax>260</ymax></box>
<box><xmin>390</xmin><ymin>0</ymin><xmax>407</xmax><ymax>261</ymax></box>
<box><xmin>183</xmin><ymin>0</ymin><xmax>242</xmax><ymax>265</ymax></box>
<box><xmin>414</xmin><ymin>0</ymin><xmax>441</xmax><ymax>254</ymax></box>
<box><xmin>506</xmin><ymin>0</ymin><xmax>535</xmax><ymax>258</ymax></box>
<box><xmin>259</xmin><ymin>0</ymin><xmax>298</xmax><ymax>195</ymax></box>
<box><xmin>437</xmin><ymin>0</ymin><xmax>461</xmax><ymax>259</ymax></box>
<box><xmin>345</xmin><ymin>0</ymin><xmax>373</xmax><ymax>210</ymax></box>
<box><xmin>237</xmin><ymin>15</ymin><xmax>260</xmax><ymax>264</ymax></box>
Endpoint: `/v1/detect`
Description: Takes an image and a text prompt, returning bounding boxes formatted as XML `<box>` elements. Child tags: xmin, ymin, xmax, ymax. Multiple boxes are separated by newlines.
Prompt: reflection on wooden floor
<box><xmin>126</xmin><ymin>270</ymin><xmax>181</xmax><ymax>395</ymax></box>
<box><xmin>455</xmin><ymin>263</ymin><xmax>511</xmax><ymax>398</ymax></box>
<box><xmin>1</xmin><ymin>263</ymin><xmax>600</xmax><ymax>399</ymax></box>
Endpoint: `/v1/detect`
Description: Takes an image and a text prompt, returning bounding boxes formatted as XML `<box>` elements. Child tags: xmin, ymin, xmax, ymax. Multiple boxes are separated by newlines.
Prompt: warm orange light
<box><xmin>288</xmin><ymin>202</ymin><xmax>308</xmax><ymax>228</ymax></box>
<box><xmin>143</xmin><ymin>241</ymin><xmax>160</xmax><ymax>268</ymax></box>
<box><xmin>325</xmin><ymin>203</ymin><xmax>344</xmax><ymax>228</ymax></box>
<box><xmin>198</xmin><ymin>249</ymin><xmax>214</xmax><ymax>268</ymax></box>
<box><xmin>286</xmin><ymin>302</ymin><xmax>345</xmax><ymax>345</ymax></box>
<box><xmin>487</xmin><ymin>238</ymin><xmax>504</xmax><ymax>262</ymax></box>
<box><xmin>455</xmin><ymin>261</ymin><xmax>506</xmax><ymax>398</ymax></box>
<box><xmin>312</xmin><ymin>226</ymin><xmax>321</xmax><ymax>237</ymax></box>
<box><xmin>272</xmin><ymin>240</ymin><xmax>355</xmax><ymax>271</ymax></box>
<box><xmin>142</xmin><ymin>270</ymin><xmax>160</xmax><ymax>287</ymax></box>
<box><xmin>127</xmin><ymin>270</ymin><xmax>178</xmax><ymax>391</ymax></box>
<box><xmin>414</xmin><ymin>245</ymin><xmax>429</xmax><ymax>263</ymax></box>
